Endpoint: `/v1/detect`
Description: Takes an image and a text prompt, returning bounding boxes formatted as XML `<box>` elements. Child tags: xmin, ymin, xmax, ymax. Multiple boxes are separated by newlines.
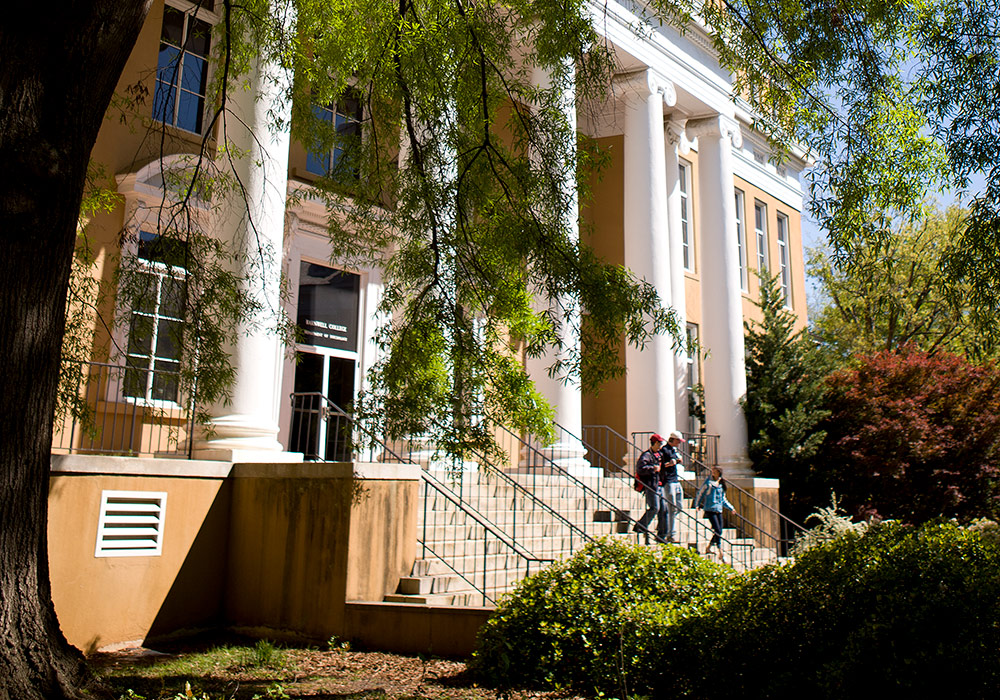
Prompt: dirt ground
<box><xmin>87</xmin><ymin>641</ymin><xmax>588</xmax><ymax>700</ymax></box>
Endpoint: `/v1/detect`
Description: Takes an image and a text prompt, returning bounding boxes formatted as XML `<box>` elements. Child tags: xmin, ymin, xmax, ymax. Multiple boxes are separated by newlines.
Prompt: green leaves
<box><xmin>743</xmin><ymin>271</ymin><xmax>830</xmax><ymax>520</ymax></box>
<box><xmin>288</xmin><ymin>0</ymin><xmax>681</xmax><ymax>451</ymax></box>
<box><xmin>472</xmin><ymin>537</ymin><xmax>734</xmax><ymax>694</ymax></box>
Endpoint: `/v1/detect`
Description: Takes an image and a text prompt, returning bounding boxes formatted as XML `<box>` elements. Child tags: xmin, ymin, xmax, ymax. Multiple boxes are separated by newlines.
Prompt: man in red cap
<box><xmin>633</xmin><ymin>433</ymin><xmax>667</xmax><ymax>543</ymax></box>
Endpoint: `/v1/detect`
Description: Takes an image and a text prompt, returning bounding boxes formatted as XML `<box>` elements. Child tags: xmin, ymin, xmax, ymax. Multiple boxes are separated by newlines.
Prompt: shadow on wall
<box><xmin>145</xmin><ymin>482</ymin><xmax>233</xmax><ymax>645</ymax></box>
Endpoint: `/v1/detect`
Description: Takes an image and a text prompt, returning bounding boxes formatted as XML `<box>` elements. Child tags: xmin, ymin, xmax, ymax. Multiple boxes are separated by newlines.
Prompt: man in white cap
<box><xmin>659</xmin><ymin>430</ymin><xmax>686</xmax><ymax>543</ymax></box>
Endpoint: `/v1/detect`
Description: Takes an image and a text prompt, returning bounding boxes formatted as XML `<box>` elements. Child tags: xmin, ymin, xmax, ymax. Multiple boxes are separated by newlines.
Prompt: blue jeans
<box><xmin>706</xmin><ymin>510</ymin><xmax>724</xmax><ymax>547</ymax></box>
<box><xmin>663</xmin><ymin>481</ymin><xmax>683</xmax><ymax>541</ymax></box>
<box><xmin>637</xmin><ymin>484</ymin><xmax>666</xmax><ymax>542</ymax></box>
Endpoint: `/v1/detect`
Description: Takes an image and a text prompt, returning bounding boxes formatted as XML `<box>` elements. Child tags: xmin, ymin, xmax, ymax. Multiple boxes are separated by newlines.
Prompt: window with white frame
<box><xmin>306</xmin><ymin>93</ymin><xmax>363</xmax><ymax>178</ymax></box>
<box><xmin>735</xmin><ymin>189</ymin><xmax>747</xmax><ymax>291</ymax></box>
<box><xmin>777</xmin><ymin>212</ymin><xmax>792</xmax><ymax>307</ymax></box>
<box><xmin>124</xmin><ymin>232</ymin><xmax>187</xmax><ymax>404</ymax></box>
<box><xmin>153</xmin><ymin>4</ymin><xmax>213</xmax><ymax>134</ymax></box>
<box><xmin>679</xmin><ymin>161</ymin><xmax>693</xmax><ymax>271</ymax></box>
<box><xmin>754</xmin><ymin>201</ymin><xmax>769</xmax><ymax>275</ymax></box>
<box><xmin>685</xmin><ymin>323</ymin><xmax>700</xmax><ymax>391</ymax></box>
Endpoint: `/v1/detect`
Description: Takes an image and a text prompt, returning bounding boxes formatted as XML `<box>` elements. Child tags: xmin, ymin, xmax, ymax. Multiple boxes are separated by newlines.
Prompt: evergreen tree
<box><xmin>743</xmin><ymin>273</ymin><xmax>830</xmax><ymax>520</ymax></box>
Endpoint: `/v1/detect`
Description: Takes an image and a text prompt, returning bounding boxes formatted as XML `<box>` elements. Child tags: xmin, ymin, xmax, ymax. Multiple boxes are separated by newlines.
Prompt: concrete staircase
<box><xmin>386</xmin><ymin>468</ymin><xmax>783</xmax><ymax>606</ymax></box>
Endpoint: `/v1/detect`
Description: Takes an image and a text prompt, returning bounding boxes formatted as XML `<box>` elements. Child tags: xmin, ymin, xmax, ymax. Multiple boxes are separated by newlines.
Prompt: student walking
<box><xmin>659</xmin><ymin>430</ymin><xmax>685</xmax><ymax>543</ymax></box>
<box><xmin>633</xmin><ymin>433</ymin><xmax>667</xmax><ymax>544</ymax></box>
<box><xmin>695</xmin><ymin>466</ymin><xmax>734</xmax><ymax>561</ymax></box>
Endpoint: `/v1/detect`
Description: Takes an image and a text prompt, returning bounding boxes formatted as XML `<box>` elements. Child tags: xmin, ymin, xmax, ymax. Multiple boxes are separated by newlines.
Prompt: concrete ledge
<box><xmin>344</xmin><ymin>601</ymin><xmax>493</xmax><ymax>657</ymax></box>
<box><xmin>231</xmin><ymin>461</ymin><xmax>421</xmax><ymax>481</ymax></box>
<box><xmin>50</xmin><ymin>454</ymin><xmax>234</xmax><ymax>478</ymax></box>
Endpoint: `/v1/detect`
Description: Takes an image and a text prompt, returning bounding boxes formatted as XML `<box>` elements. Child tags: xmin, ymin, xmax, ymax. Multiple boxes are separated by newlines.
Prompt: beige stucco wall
<box><xmin>224</xmin><ymin>462</ymin><xmax>419</xmax><ymax>642</ymax></box>
<box><xmin>48</xmin><ymin>457</ymin><xmax>420</xmax><ymax>651</ymax></box>
<box><xmin>581</xmin><ymin>134</ymin><xmax>627</xmax><ymax>438</ymax></box>
<box><xmin>48</xmin><ymin>457</ymin><xmax>233</xmax><ymax>652</ymax></box>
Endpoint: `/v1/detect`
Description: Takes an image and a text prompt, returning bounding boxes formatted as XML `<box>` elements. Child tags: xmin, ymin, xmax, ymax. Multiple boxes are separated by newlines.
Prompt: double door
<box><xmin>289</xmin><ymin>352</ymin><xmax>356</xmax><ymax>461</ymax></box>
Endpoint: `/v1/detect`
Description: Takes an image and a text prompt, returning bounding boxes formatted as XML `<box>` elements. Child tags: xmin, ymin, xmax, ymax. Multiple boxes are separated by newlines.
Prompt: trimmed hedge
<box><xmin>474</xmin><ymin>522</ymin><xmax>1000</xmax><ymax>698</ymax></box>
<box><xmin>658</xmin><ymin>520</ymin><xmax>1000</xmax><ymax>698</ymax></box>
<box><xmin>470</xmin><ymin>537</ymin><xmax>733</xmax><ymax>694</ymax></box>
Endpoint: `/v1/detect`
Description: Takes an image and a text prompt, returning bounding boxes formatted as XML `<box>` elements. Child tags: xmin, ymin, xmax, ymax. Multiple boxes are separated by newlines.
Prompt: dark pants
<box><xmin>637</xmin><ymin>484</ymin><xmax>666</xmax><ymax>542</ymax></box>
<box><xmin>706</xmin><ymin>510</ymin><xmax>723</xmax><ymax>547</ymax></box>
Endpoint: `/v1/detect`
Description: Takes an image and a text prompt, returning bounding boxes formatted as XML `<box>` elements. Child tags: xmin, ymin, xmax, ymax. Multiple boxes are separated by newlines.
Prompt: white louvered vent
<box><xmin>95</xmin><ymin>490</ymin><xmax>167</xmax><ymax>557</ymax></box>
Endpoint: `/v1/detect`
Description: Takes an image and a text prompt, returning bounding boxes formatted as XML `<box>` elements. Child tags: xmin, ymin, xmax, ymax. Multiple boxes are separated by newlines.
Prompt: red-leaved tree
<box><xmin>817</xmin><ymin>346</ymin><xmax>1000</xmax><ymax>523</ymax></box>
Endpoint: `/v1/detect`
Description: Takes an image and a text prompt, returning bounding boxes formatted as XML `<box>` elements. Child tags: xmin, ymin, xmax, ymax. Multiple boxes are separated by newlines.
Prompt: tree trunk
<box><xmin>0</xmin><ymin>2</ymin><xmax>150</xmax><ymax>697</ymax></box>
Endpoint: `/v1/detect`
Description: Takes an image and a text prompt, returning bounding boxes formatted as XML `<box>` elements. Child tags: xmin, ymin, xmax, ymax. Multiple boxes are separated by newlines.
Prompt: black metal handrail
<box><xmin>604</xmin><ymin>425</ymin><xmax>803</xmax><ymax>557</ymax></box>
<box><xmin>287</xmin><ymin>393</ymin><xmax>569</xmax><ymax>603</ymax></box>
<box><xmin>419</xmin><ymin>469</ymin><xmax>554</xmax><ymax>605</ymax></box>
<box><xmin>289</xmin><ymin>392</ymin><xmax>410</xmax><ymax>462</ymax></box>
<box><xmin>53</xmin><ymin>360</ymin><xmax>195</xmax><ymax>458</ymax></box>
<box><xmin>411</xmin><ymin>426</ymin><xmax>594</xmax><ymax>560</ymax></box>
<box><xmin>497</xmin><ymin>424</ymin><xmax>754</xmax><ymax>568</ymax></box>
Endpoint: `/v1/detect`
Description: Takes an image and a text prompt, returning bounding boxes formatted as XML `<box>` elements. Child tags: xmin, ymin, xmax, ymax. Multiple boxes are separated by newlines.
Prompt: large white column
<box><xmin>686</xmin><ymin>115</ymin><xmax>750</xmax><ymax>474</ymax></box>
<box><xmin>665</xmin><ymin>120</ymin><xmax>690</xmax><ymax>432</ymax></box>
<box><xmin>619</xmin><ymin>69</ymin><xmax>677</xmax><ymax>439</ymax></box>
<box><xmin>194</xmin><ymin>51</ymin><xmax>299</xmax><ymax>462</ymax></box>
<box><xmin>524</xmin><ymin>61</ymin><xmax>590</xmax><ymax>474</ymax></box>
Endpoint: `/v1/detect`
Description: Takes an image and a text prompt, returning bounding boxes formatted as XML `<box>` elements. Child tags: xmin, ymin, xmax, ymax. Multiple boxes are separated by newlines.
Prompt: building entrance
<box><xmin>289</xmin><ymin>353</ymin><xmax>356</xmax><ymax>460</ymax></box>
<box><xmin>289</xmin><ymin>262</ymin><xmax>362</xmax><ymax>460</ymax></box>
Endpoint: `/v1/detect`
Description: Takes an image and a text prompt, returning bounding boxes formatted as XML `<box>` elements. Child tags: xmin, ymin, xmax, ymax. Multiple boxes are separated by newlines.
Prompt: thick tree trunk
<box><xmin>0</xmin><ymin>3</ymin><xmax>150</xmax><ymax>698</ymax></box>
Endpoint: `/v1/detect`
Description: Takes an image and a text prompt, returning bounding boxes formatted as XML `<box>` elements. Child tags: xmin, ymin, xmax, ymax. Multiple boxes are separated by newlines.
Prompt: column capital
<box><xmin>665</xmin><ymin>119</ymin><xmax>691</xmax><ymax>155</ymax></box>
<box><xmin>686</xmin><ymin>114</ymin><xmax>743</xmax><ymax>149</ymax></box>
<box><xmin>614</xmin><ymin>68</ymin><xmax>677</xmax><ymax>107</ymax></box>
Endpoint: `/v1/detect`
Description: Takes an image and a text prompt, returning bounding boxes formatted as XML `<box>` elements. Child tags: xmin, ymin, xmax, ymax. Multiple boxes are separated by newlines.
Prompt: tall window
<box><xmin>754</xmin><ymin>201</ymin><xmax>769</xmax><ymax>275</ymax></box>
<box><xmin>306</xmin><ymin>95</ymin><xmax>363</xmax><ymax>178</ymax></box>
<box><xmin>685</xmin><ymin>323</ymin><xmax>702</xmax><ymax>433</ymax></box>
<box><xmin>124</xmin><ymin>232</ymin><xmax>187</xmax><ymax>403</ymax></box>
<box><xmin>777</xmin><ymin>213</ymin><xmax>792</xmax><ymax>307</ymax></box>
<box><xmin>734</xmin><ymin>189</ymin><xmax>747</xmax><ymax>291</ymax></box>
<box><xmin>153</xmin><ymin>5</ymin><xmax>212</xmax><ymax>134</ymax></box>
<box><xmin>679</xmin><ymin>161</ymin><xmax>693</xmax><ymax>271</ymax></box>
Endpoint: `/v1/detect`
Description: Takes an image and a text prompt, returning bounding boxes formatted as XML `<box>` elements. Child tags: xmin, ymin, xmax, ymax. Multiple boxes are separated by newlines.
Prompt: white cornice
<box><xmin>587</xmin><ymin>0</ymin><xmax>736</xmax><ymax>118</ymax></box>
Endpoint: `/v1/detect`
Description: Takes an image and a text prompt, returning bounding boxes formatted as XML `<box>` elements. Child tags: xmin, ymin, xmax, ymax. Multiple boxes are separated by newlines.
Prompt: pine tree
<box><xmin>743</xmin><ymin>273</ymin><xmax>830</xmax><ymax>520</ymax></box>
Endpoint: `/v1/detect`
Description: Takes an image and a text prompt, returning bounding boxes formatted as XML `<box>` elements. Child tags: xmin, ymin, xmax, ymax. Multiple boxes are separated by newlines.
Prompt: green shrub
<box><xmin>470</xmin><ymin>537</ymin><xmax>733</xmax><ymax>694</ymax></box>
<box><xmin>658</xmin><ymin>520</ymin><xmax>1000</xmax><ymax>698</ymax></box>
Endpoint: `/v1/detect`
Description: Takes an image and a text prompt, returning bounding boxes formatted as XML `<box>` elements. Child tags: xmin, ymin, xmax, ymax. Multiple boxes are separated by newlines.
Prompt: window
<box><xmin>754</xmin><ymin>201</ymin><xmax>769</xmax><ymax>275</ymax></box>
<box><xmin>679</xmin><ymin>161</ymin><xmax>693</xmax><ymax>271</ymax></box>
<box><xmin>124</xmin><ymin>232</ymin><xmax>187</xmax><ymax>404</ymax></box>
<box><xmin>685</xmin><ymin>323</ymin><xmax>700</xmax><ymax>392</ymax></box>
<box><xmin>777</xmin><ymin>213</ymin><xmax>792</xmax><ymax>307</ymax></box>
<box><xmin>734</xmin><ymin>189</ymin><xmax>747</xmax><ymax>291</ymax></box>
<box><xmin>95</xmin><ymin>490</ymin><xmax>167</xmax><ymax>557</ymax></box>
<box><xmin>306</xmin><ymin>94</ymin><xmax>362</xmax><ymax>178</ymax></box>
<box><xmin>685</xmin><ymin>323</ymin><xmax>702</xmax><ymax>433</ymax></box>
<box><xmin>153</xmin><ymin>5</ymin><xmax>212</xmax><ymax>133</ymax></box>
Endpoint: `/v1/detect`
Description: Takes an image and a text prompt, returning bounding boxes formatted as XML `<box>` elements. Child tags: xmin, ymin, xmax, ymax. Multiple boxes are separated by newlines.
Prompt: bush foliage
<box><xmin>662</xmin><ymin>520</ymin><xmax>1000</xmax><ymax>698</ymax></box>
<box><xmin>816</xmin><ymin>346</ymin><xmax>1000</xmax><ymax>522</ymax></box>
<box><xmin>474</xmin><ymin>522</ymin><xmax>1000</xmax><ymax>698</ymax></box>
<box><xmin>470</xmin><ymin>537</ymin><xmax>733</xmax><ymax>694</ymax></box>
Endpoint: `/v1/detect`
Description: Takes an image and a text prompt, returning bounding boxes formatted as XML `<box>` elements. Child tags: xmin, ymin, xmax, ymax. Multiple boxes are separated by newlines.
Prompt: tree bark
<box><xmin>0</xmin><ymin>2</ymin><xmax>150</xmax><ymax>697</ymax></box>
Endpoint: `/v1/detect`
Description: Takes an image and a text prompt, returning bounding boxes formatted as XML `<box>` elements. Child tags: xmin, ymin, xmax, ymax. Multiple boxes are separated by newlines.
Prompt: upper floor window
<box><xmin>679</xmin><ymin>161</ymin><xmax>693</xmax><ymax>271</ymax></box>
<box><xmin>124</xmin><ymin>232</ymin><xmax>187</xmax><ymax>404</ymax></box>
<box><xmin>777</xmin><ymin>213</ymin><xmax>792</xmax><ymax>307</ymax></box>
<box><xmin>754</xmin><ymin>201</ymin><xmax>769</xmax><ymax>275</ymax></box>
<box><xmin>734</xmin><ymin>189</ymin><xmax>747</xmax><ymax>291</ymax></box>
<box><xmin>306</xmin><ymin>94</ymin><xmax>362</xmax><ymax>178</ymax></box>
<box><xmin>153</xmin><ymin>5</ymin><xmax>212</xmax><ymax>134</ymax></box>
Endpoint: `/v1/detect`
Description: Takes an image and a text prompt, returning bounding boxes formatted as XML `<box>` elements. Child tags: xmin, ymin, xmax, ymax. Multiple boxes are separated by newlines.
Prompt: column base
<box><xmin>517</xmin><ymin>440</ymin><xmax>593</xmax><ymax>477</ymax></box>
<box><xmin>193</xmin><ymin>414</ymin><xmax>303</xmax><ymax>463</ymax></box>
<box><xmin>192</xmin><ymin>448</ymin><xmax>304</xmax><ymax>463</ymax></box>
<box><xmin>406</xmin><ymin>437</ymin><xmax>479</xmax><ymax>471</ymax></box>
<box><xmin>716</xmin><ymin>455</ymin><xmax>755</xmax><ymax>480</ymax></box>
